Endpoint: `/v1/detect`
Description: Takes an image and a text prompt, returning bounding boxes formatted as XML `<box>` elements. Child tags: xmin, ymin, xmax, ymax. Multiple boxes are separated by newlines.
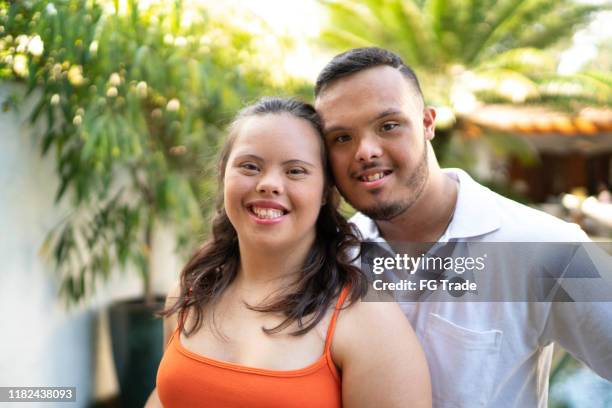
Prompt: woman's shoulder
<box><xmin>332</xmin><ymin>292</ymin><xmax>417</xmax><ymax>358</ymax></box>
<box><xmin>337</xmin><ymin>293</ymin><xmax>411</xmax><ymax>336</ymax></box>
<box><xmin>330</xmin><ymin>293</ymin><xmax>432</xmax><ymax>407</ymax></box>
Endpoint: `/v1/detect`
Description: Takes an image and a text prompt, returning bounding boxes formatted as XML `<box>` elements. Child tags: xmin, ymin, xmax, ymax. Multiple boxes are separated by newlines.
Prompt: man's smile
<box><xmin>355</xmin><ymin>168</ymin><xmax>393</xmax><ymax>189</ymax></box>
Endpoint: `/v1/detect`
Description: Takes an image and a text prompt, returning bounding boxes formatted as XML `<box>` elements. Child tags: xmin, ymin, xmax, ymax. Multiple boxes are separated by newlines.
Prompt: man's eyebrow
<box><xmin>370</xmin><ymin>109</ymin><xmax>402</xmax><ymax>123</ymax></box>
<box><xmin>322</xmin><ymin>123</ymin><xmax>350</xmax><ymax>135</ymax></box>
<box><xmin>323</xmin><ymin>108</ymin><xmax>403</xmax><ymax>135</ymax></box>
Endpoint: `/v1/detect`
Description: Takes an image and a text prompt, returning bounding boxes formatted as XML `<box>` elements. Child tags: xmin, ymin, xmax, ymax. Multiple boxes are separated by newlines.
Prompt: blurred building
<box><xmin>465</xmin><ymin>105</ymin><xmax>612</xmax><ymax>203</ymax></box>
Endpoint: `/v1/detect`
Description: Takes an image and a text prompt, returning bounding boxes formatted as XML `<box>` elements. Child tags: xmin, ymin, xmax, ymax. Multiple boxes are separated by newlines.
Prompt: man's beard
<box><xmin>361</xmin><ymin>144</ymin><xmax>429</xmax><ymax>221</ymax></box>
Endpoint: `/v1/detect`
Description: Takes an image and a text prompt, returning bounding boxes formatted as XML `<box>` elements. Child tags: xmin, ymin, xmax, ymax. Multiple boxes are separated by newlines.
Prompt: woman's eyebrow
<box><xmin>232</xmin><ymin>154</ymin><xmax>263</xmax><ymax>162</ymax></box>
<box><xmin>282</xmin><ymin>159</ymin><xmax>315</xmax><ymax>168</ymax></box>
<box><xmin>233</xmin><ymin>155</ymin><xmax>315</xmax><ymax>168</ymax></box>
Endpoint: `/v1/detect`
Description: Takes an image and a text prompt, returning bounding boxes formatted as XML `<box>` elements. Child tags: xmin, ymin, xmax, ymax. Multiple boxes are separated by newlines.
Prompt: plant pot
<box><xmin>108</xmin><ymin>296</ymin><xmax>165</xmax><ymax>407</ymax></box>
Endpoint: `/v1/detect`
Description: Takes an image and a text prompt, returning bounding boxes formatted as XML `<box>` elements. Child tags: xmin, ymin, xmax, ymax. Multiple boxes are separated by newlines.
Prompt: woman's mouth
<box><xmin>246</xmin><ymin>204</ymin><xmax>289</xmax><ymax>224</ymax></box>
<box><xmin>249</xmin><ymin>206</ymin><xmax>286</xmax><ymax>219</ymax></box>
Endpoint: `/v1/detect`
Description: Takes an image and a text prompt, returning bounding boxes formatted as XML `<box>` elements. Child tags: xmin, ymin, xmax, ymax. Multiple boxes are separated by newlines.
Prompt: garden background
<box><xmin>1</xmin><ymin>0</ymin><xmax>611</xmax><ymax>406</ymax></box>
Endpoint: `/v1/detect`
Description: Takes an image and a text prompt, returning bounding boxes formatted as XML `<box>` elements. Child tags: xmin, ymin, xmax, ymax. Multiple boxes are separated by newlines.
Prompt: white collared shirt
<box><xmin>350</xmin><ymin>168</ymin><xmax>612</xmax><ymax>408</ymax></box>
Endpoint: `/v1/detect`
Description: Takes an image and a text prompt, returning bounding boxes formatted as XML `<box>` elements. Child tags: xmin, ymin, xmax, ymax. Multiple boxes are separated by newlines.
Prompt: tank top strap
<box><xmin>324</xmin><ymin>286</ymin><xmax>351</xmax><ymax>352</ymax></box>
<box><xmin>176</xmin><ymin>285</ymin><xmax>193</xmax><ymax>331</ymax></box>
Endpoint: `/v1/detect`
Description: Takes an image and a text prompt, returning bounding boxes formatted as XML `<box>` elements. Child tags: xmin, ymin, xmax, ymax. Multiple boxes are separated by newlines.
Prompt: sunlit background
<box><xmin>1</xmin><ymin>0</ymin><xmax>611</xmax><ymax>406</ymax></box>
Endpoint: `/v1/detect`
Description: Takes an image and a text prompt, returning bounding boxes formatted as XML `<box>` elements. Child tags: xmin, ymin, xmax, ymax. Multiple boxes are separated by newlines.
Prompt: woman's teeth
<box><xmin>252</xmin><ymin>207</ymin><xmax>284</xmax><ymax>219</ymax></box>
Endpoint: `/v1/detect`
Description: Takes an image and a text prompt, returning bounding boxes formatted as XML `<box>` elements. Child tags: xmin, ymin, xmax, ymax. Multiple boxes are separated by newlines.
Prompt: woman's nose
<box><xmin>256</xmin><ymin>172</ymin><xmax>284</xmax><ymax>195</ymax></box>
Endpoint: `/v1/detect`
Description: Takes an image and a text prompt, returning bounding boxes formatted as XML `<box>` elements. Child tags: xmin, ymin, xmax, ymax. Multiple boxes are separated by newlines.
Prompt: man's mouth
<box><xmin>358</xmin><ymin>170</ymin><xmax>392</xmax><ymax>182</ymax></box>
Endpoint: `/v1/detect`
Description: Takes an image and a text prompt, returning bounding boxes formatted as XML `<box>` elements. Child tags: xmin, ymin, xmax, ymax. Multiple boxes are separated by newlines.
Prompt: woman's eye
<box><xmin>240</xmin><ymin>163</ymin><xmax>259</xmax><ymax>172</ymax></box>
<box><xmin>381</xmin><ymin>122</ymin><xmax>399</xmax><ymax>132</ymax></box>
<box><xmin>288</xmin><ymin>167</ymin><xmax>307</xmax><ymax>176</ymax></box>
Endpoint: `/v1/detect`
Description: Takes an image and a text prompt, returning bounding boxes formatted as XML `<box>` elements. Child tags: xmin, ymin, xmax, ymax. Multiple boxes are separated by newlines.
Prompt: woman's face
<box><xmin>223</xmin><ymin>113</ymin><xmax>326</xmax><ymax>251</ymax></box>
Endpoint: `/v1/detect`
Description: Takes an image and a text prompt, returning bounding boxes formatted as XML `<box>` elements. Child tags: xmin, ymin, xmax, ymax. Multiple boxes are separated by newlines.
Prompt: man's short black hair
<box><xmin>314</xmin><ymin>47</ymin><xmax>424</xmax><ymax>101</ymax></box>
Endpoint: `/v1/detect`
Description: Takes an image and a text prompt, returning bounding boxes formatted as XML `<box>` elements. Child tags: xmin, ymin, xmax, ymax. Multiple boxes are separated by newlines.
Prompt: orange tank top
<box><xmin>156</xmin><ymin>287</ymin><xmax>350</xmax><ymax>408</ymax></box>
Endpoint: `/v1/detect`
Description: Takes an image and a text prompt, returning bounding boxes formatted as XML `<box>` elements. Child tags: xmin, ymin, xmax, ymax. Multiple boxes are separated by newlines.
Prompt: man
<box><xmin>314</xmin><ymin>47</ymin><xmax>612</xmax><ymax>407</ymax></box>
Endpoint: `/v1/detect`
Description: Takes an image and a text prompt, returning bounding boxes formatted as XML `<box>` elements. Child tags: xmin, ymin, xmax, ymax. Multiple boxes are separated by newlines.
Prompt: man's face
<box><xmin>315</xmin><ymin>66</ymin><xmax>436</xmax><ymax>220</ymax></box>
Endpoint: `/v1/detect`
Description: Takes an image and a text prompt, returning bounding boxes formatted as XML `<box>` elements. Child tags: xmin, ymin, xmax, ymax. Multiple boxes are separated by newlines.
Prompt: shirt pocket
<box><xmin>424</xmin><ymin>313</ymin><xmax>503</xmax><ymax>408</ymax></box>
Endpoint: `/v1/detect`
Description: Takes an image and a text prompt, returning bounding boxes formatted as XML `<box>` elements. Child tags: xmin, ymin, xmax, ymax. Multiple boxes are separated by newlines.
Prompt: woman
<box><xmin>145</xmin><ymin>97</ymin><xmax>431</xmax><ymax>408</ymax></box>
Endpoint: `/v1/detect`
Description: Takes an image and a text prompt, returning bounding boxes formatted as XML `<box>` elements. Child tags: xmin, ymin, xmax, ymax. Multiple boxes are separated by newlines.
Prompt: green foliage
<box><xmin>1</xmin><ymin>0</ymin><xmax>294</xmax><ymax>304</ymax></box>
<box><xmin>322</xmin><ymin>0</ymin><xmax>604</xmax><ymax>69</ymax></box>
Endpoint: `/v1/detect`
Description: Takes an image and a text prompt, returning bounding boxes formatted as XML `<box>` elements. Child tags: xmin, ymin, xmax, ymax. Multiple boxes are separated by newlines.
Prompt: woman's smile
<box><xmin>246</xmin><ymin>200</ymin><xmax>290</xmax><ymax>224</ymax></box>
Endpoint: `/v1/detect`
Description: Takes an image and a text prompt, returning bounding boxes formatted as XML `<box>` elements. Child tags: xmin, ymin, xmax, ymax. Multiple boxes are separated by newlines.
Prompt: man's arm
<box><xmin>539</xmin><ymin>243</ymin><xmax>612</xmax><ymax>380</ymax></box>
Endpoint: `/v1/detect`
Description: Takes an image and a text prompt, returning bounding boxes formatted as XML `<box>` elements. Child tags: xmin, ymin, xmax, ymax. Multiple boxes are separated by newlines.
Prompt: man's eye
<box><xmin>381</xmin><ymin>123</ymin><xmax>399</xmax><ymax>132</ymax></box>
<box><xmin>334</xmin><ymin>134</ymin><xmax>351</xmax><ymax>143</ymax></box>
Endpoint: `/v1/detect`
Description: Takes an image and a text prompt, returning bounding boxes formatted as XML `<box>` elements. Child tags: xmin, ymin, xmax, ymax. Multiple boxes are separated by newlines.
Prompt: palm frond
<box><xmin>477</xmin><ymin>47</ymin><xmax>557</xmax><ymax>72</ymax></box>
<box><xmin>518</xmin><ymin>5</ymin><xmax>604</xmax><ymax>50</ymax></box>
<box><xmin>320</xmin><ymin>0</ymin><xmax>437</xmax><ymax>66</ymax></box>
<box><xmin>320</xmin><ymin>1</ymin><xmax>384</xmax><ymax>47</ymax></box>
<box><xmin>464</xmin><ymin>0</ymin><xmax>530</xmax><ymax>63</ymax></box>
<box><xmin>391</xmin><ymin>0</ymin><xmax>438</xmax><ymax>66</ymax></box>
<box><xmin>537</xmin><ymin>72</ymin><xmax>612</xmax><ymax>105</ymax></box>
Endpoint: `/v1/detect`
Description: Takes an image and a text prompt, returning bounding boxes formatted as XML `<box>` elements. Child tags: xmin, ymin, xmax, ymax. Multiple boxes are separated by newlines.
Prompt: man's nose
<box><xmin>354</xmin><ymin>135</ymin><xmax>383</xmax><ymax>162</ymax></box>
<box><xmin>256</xmin><ymin>171</ymin><xmax>284</xmax><ymax>195</ymax></box>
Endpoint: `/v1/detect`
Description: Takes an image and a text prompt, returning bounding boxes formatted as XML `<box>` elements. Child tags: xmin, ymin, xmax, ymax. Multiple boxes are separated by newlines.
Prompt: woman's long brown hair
<box><xmin>160</xmin><ymin>97</ymin><xmax>367</xmax><ymax>337</ymax></box>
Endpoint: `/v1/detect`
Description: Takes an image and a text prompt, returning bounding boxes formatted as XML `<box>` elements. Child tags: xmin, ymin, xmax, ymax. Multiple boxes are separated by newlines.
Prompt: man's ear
<box><xmin>423</xmin><ymin>107</ymin><xmax>436</xmax><ymax>141</ymax></box>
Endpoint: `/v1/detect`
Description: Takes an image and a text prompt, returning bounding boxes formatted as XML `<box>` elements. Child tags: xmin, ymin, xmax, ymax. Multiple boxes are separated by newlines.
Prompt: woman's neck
<box><xmin>233</xmin><ymin>235</ymin><xmax>314</xmax><ymax>299</ymax></box>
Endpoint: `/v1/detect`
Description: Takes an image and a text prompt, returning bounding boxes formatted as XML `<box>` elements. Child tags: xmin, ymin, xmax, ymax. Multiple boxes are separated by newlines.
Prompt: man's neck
<box><xmin>376</xmin><ymin>170</ymin><xmax>458</xmax><ymax>243</ymax></box>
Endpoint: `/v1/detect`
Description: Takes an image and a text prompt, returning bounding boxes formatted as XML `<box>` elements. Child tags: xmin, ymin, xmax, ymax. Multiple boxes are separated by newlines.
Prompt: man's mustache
<box><xmin>357</xmin><ymin>161</ymin><xmax>385</xmax><ymax>172</ymax></box>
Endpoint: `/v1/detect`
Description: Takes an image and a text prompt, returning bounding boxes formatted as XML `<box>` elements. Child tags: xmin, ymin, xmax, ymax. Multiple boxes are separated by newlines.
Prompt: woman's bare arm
<box><xmin>332</xmin><ymin>299</ymin><xmax>431</xmax><ymax>408</ymax></box>
<box><xmin>144</xmin><ymin>283</ymin><xmax>181</xmax><ymax>408</ymax></box>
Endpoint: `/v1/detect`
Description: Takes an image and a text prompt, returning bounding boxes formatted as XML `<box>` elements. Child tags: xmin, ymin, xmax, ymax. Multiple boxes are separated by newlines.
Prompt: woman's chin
<box><xmin>239</xmin><ymin>233</ymin><xmax>290</xmax><ymax>250</ymax></box>
<box><xmin>237</xmin><ymin>229</ymin><xmax>315</xmax><ymax>254</ymax></box>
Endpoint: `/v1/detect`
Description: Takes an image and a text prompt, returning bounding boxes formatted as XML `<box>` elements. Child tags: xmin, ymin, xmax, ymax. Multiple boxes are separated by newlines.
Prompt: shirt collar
<box><xmin>351</xmin><ymin>168</ymin><xmax>502</xmax><ymax>242</ymax></box>
<box><xmin>440</xmin><ymin>168</ymin><xmax>501</xmax><ymax>240</ymax></box>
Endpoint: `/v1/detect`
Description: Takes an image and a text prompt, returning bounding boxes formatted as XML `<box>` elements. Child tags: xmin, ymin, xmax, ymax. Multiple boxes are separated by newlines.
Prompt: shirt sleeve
<box><xmin>538</xmin><ymin>241</ymin><xmax>612</xmax><ymax>380</ymax></box>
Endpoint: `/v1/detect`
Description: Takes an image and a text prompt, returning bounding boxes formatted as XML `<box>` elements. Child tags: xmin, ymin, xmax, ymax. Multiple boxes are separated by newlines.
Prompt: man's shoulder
<box><xmin>444</xmin><ymin>168</ymin><xmax>586</xmax><ymax>241</ymax></box>
<box><xmin>348</xmin><ymin>211</ymin><xmax>370</xmax><ymax>227</ymax></box>
<box><xmin>347</xmin><ymin>171</ymin><xmax>589</xmax><ymax>242</ymax></box>
<box><xmin>473</xmin><ymin>182</ymin><xmax>588</xmax><ymax>241</ymax></box>
<box><xmin>349</xmin><ymin>212</ymin><xmax>379</xmax><ymax>240</ymax></box>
